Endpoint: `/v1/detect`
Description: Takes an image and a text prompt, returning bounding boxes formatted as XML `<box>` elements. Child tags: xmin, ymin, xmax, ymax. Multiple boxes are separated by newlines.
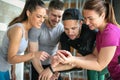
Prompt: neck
<box><xmin>22</xmin><ymin>21</ymin><xmax>31</xmax><ymax>31</ymax></box>
<box><xmin>98</xmin><ymin>22</ymin><xmax>108</xmax><ymax>32</ymax></box>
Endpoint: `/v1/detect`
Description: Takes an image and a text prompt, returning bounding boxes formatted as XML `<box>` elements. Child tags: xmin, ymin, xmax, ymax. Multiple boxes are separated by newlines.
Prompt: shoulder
<box><xmin>29</xmin><ymin>27</ymin><xmax>41</xmax><ymax>34</ymax></box>
<box><xmin>97</xmin><ymin>23</ymin><xmax>120</xmax><ymax>46</ymax></box>
<box><xmin>60</xmin><ymin>32</ymin><xmax>69</xmax><ymax>41</ymax></box>
<box><xmin>54</xmin><ymin>22</ymin><xmax>64</xmax><ymax>34</ymax></box>
<box><xmin>7</xmin><ymin>24</ymin><xmax>23</xmax><ymax>39</ymax></box>
<box><xmin>57</xmin><ymin>22</ymin><xmax>64</xmax><ymax>29</ymax></box>
<box><xmin>61</xmin><ymin>32</ymin><xmax>67</xmax><ymax>37</ymax></box>
<box><xmin>105</xmin><ymin>23</ymin><xmax>120</xmax><ymax>33</ymax></box>
<box><xmin>102</xmin><ymin>23</ymin><xmax>120</xmax><ymax>38</ymax></box>
<box><xmin>8</xmin><ymin>24</ymin><xmax>23</xmax><ymax>35</ymax></box>
<box><xmin>82</xmin><ymin>24</ymin><xmax>97</xmax><ymax>35</ymax></box>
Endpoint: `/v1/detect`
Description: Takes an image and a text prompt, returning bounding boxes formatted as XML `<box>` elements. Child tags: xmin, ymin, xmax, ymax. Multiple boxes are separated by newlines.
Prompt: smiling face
<box><xmin>63</xmin><ymin>20</ymin><xmax>81</xmax><ymax>40</ymax></box>
<box><xmin>47</xmin><ymin>8</ymin><xmax>64</xmax><ymax>27</ymax></box>
<box><xmin>27</xmin><ymin>6</ymin><xmax>46</xmax><ymax>28</ymax></box>
<box><xmin>83</xmin><ymin>9</ymin><xmax>105</xmax><ymax>30</ymax></box>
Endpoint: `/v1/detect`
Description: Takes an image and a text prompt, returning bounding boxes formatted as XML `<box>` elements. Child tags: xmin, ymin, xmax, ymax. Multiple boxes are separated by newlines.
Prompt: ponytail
<box><xmin>8</xmin><ymin>0</ymin><xmax>45</xmax><ymax>27</ymax></box>
<box><xmin>105</xmin><ymin>2</ymin><xmax>120</xmax><ymax>27</ymax></box>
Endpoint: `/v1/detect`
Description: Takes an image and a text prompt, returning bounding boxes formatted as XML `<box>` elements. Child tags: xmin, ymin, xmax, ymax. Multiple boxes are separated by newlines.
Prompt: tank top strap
<box><xmin>8</xmin><ymin>23</ymin><xmax>27</xmax><ymax>40</ymax></box>
<box><xmin>18</xmin><ymin>23</ymin><xmax>25</xmax><ymax>38</ymax></box>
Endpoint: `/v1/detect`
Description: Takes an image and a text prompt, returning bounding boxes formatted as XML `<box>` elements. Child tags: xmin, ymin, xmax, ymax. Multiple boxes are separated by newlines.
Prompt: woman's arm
<box><xmin>7</xmin><ymin>26</ymin><xmax>48</xmax><ymax>64</ymax></box>
<box><xmin>11</xmin><ymin>65</ymin><xmax>16</xmax><ymax>80</ymax></box>
<box><xmin>56</xmin><ymin>47</ymin><xmax>116</xmax><ymax>71</ymax></box>
<box><xmin>7</xmin><ymin>26</ymin><xmax>35</xmax><ymax>64</ymax></box>
<box><xmin>71</xmin><ymin>46</ymin><xmax>116</xmax><ymax>71</ymax></box>
<box><xmin>52</xmin><ymin>63</ymin><xmax>75</xmax><ymax>72</ymax></box>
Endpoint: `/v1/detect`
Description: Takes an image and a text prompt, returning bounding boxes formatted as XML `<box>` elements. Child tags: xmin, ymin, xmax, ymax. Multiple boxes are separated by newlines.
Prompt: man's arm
<box><xmin>28</xmin><ymin>42</ymin><xmax>44</xmax><ymax>74</ymax></box>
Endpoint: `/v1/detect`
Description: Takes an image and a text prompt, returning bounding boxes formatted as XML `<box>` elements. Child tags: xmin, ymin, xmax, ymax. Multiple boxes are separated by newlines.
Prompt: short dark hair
<box><xmin>48</xmin><ymin>0</ymin><xmax>64</xmax><ymax>10</ymax></box>
<box><xmin>62</xmin><ymin>8</ymin><xmax>83</xmax><ymax>21</ymax></box>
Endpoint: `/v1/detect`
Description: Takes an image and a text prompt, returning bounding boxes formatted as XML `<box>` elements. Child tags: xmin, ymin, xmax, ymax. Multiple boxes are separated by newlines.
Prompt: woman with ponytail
<box><xmin>0</xmin><ymin>0</ymin><xmax>48</xmax><ymax>80</ymax></box>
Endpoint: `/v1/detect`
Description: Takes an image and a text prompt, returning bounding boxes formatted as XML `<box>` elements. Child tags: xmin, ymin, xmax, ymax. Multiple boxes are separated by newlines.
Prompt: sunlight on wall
<box><xmin>0</xmin><ymin>23</ymin><xmax>7</xmax><ymax>31</ymax></box>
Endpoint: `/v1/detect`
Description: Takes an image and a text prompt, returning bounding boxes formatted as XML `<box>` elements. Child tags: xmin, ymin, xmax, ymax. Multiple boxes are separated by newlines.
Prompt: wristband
<box><xmin>49</xmin><ymin>66</ymin><xmax>55</xmax><ymax>74</ymax></box>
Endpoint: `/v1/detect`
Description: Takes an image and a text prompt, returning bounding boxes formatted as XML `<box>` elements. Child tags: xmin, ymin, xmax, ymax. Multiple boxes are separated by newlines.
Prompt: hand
<box><xmin>38</xmin><ymin>67</ymin><xmax>53</xmax><ymax>80</ymax></box>
<box><xmin>50</xmin><ymin>72</ymin><xmax>60</xmax><ymax>80</ymax></box>
<box><xmin>51</xmin><ymin>55</ymin><xmax>60</xmax><ymax>67</ymax></box>
<box><xmin>57</xmin><ymin>50</ymin><xmax>73</xmax><ymax>64</ymax></box>
<box><xmin>35</xmin><ymin>51</ymin><xmax>50</xmax><ymax>61</ymax></box>
<box><xmin>11</xmin><ymin>69</ymin><xmax>16</xmax><ymax>80</ymax></box>
<box><xmin>11</xmin><ymin>72</ymin><xmax>16</xmax><ymax>80</ymax></box>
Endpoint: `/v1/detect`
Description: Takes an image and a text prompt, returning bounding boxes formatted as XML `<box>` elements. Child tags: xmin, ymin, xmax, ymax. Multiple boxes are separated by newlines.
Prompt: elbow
<box><xmin>97</xmin><ymin>68</ymin><xmax>103</xmax><ymax>71</ymax></box>
<box><xmin>8</xmin><ymin>57</ymin><xmax>15</xmax><ymax>64</ymax></box>
<box><xmin>96</xmin><ymin>66</ymin><xmax>105</xmax><ymax>71</ymax></box>
<box><xmin>8</xmin><ymin>59</ymin><xmax>13</xmax><ymax>64</ymax></box>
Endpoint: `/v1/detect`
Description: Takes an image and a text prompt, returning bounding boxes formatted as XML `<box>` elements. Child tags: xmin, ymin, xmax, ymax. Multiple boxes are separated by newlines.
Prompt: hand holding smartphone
<box><xmin>61</xmin><ymin>52</ymin><xmax>68</xmax><ymax>57</ymax></box>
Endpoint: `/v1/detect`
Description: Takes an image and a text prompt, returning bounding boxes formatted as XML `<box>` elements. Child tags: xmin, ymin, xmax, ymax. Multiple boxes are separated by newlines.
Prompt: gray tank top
<box><xmin>0</xmin><ymin>23</ymin><xmax>28</xmax><ymax>71</ymax></box>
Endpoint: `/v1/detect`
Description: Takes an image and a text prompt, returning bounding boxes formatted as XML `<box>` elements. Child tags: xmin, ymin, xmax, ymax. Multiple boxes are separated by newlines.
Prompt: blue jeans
<box><xmin>0</xmin><ymin>70</ymin><xmax>10</xmax><ymax>80</ymax></box>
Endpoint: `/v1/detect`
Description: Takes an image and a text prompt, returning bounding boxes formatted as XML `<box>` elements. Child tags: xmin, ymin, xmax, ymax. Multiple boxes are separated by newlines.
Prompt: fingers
<box><xmin>39</xmin><ymin>74</ymin><xmax>47</xmax><ymax>80</ymax></box>
<box><xmin>51</xmin><ymin>57</ymin><xmax>60</xmax><ymax>67</ymax></box>
<box><xmin>57</xmin><ymin>54</ymin><xmax>66</xmax><ymax>64</ymax></box>
<box><xmin>35</xmin><ymin>51</ymin><xmax>50</xmax><ymax>61</ymax></box>
<box><xmin>56</xmin><ymin>50</ymin><xmax>73</xmax><ymax>64</ymax></box>
<box><xmin>39</xmin><ymin>68</ymin><xmax>53</xmax><ymax>80</ymax></box>
<box><xmin>57</xmin><ymin>50</ymin><xmax>72</xmax><ymax>57</ymax></box>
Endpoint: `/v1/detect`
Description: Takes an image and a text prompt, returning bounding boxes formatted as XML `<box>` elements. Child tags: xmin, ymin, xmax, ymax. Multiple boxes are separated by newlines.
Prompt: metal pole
<box><xmin>68</xmin><ymin>0</ymin><xmax>71</xmax><ymax>8</ymax></box>
<box><xmin>76</xmin><ymin>0</ymin><xmax>78</xmax><ymax>9</ymax></box>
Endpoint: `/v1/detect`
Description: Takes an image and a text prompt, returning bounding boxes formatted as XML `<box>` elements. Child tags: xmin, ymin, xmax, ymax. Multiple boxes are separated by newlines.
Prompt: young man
<box><xmin>28</xmin><ymin>0</ymin><xmax>64</xmax><ymax>80</ymax></box>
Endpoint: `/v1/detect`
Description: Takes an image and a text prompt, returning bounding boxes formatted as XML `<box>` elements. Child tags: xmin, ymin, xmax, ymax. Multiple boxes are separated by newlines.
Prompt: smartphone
<box><xmin>61</xmin><ymin>52</ymin><xmax>68</xmax><ymax>57</ymax></box>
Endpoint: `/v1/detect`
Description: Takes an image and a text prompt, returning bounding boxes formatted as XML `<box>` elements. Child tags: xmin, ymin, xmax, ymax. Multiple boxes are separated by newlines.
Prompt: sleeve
<box><xmin>77</xmin><ymin>27</ymin><xmax>97</xmax><ymax>56</ymax></box>
<box><xmin>101</xmin><ymin>29</ymin><xmax>119</xmax><ymax>47</ymax></box>
<box><xmin>28</xmin><ymin>27</ymin><xmax>40</xmax><ymax>42</ymax></box>
<box><xmin>89</xmin><ymin>30</ymin><xmax>97</xmax><ymax>50</ymax></box>
<box><xmin>60</xmin><ymin>32</ymin><xmax>70</xmax><ymax>51</ymax></box>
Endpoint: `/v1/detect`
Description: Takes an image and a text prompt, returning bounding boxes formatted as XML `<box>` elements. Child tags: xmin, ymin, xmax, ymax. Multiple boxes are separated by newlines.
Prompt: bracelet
<box><xmin>49</xmin><ymin>66</ymin><xmax>55</xmax><ymax>74</ymax></box>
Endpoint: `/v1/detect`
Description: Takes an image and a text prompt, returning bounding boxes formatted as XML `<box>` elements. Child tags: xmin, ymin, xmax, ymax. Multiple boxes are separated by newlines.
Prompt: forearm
<box><xmin>8</xmin><ymin>52</ymin><xmax>34</xmax><ymax>64</ymax></box>
<box><xmin>32</xmin><ymin>58</ymin><xmax>44</xmax><ymax>74</ymax></box>
<box><xmin>73</xmin><ymin>56</ymin><xmax>103</xmax><ymax>71</ymax></box>
<box><xmin>84</xmin><ymin>53</ymin><xmax>96</xmax><ymax>60</ymax></box>
<box><xmin>52</xmin><ymin>64</ymin><xmax>75</xmax><ymax>72</ymax></box>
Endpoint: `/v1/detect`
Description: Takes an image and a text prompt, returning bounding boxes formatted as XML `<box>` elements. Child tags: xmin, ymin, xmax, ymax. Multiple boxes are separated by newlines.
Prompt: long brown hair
<box><xmin>83</xmin><ymin>0</ymin><xmax>119</xmax><ymax>27</ymax></box>
<box><xmin>8</xmin><ymin>0</ymin><xmax>46</xmax><ymax>27</ymax></box>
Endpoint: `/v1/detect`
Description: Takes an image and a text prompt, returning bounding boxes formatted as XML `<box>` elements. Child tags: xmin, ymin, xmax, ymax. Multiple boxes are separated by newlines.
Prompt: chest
<box><xmin>38</xmin><ymin>28</ymin><xmax>62</xmax><ymax>45</ymax></box>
